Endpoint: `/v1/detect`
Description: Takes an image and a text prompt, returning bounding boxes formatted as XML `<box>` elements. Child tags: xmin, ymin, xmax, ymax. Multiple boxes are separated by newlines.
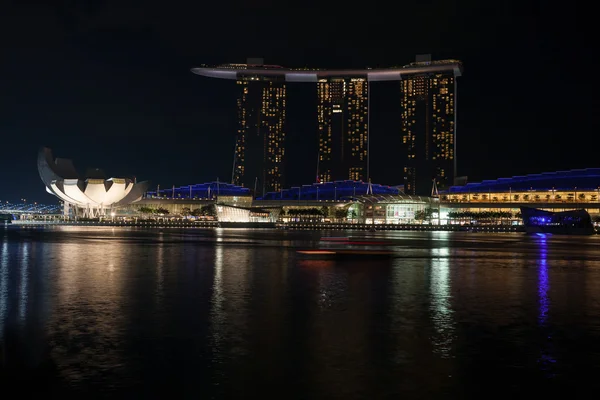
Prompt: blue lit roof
<box><xmin>257</xmin><ymin>180</ymin><xmax>401</xmax><ymax>201</ymax></box>
<box><xmin>444</xmin><ymin>169</ymin><xmax>600</xmax><ymax>194</ymax></box>
<box><xmin>146</xmin><ymin>182</ymin><xmax>250</xmax><ymax>199</ymax></box>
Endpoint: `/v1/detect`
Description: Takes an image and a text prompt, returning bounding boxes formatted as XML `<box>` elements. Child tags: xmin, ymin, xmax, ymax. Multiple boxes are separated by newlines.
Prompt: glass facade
<box><xmin>317</xmin><ymin>78</ymin><xmax>368</xmax><ymax>183</ymax></box>
<box><xmin>385</xmin><ymin>203</ymin><xmax>425</xmax><ymax>223</ymax></box>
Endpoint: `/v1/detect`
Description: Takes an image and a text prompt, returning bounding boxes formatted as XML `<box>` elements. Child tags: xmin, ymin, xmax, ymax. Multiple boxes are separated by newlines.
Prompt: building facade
<box><xmin>234</xmin><ymin>75</ymin><xmax>286</xmax><ymax>196</ymax></box>
<box><xmin>317</xmin><ymin>78</ymin><xmax>369</xmax><ymax>183</ymax></box>
<box><xmin>401</xmin><ymin>56</ymin><xmax>462</xmax><ymax>195</ymax></box>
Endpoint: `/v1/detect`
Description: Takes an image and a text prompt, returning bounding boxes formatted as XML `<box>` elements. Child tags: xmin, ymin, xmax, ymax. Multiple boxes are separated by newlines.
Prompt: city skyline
<box><xmin>1</xmin><ymin>1</ymin><xmax>595</xmax><ymax>203</ymax></box>
<box><xmin>2</xmin><ymin>3</ymin><xmax>599</xmax><ymax>398</ymax></box>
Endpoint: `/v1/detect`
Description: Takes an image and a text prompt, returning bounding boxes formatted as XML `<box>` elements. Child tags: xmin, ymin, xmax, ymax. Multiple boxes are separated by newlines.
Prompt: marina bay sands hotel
<box><xmin>192</xmin><ymin>55</ymin><xmax>463</xmax><ymax>196</ymax></box>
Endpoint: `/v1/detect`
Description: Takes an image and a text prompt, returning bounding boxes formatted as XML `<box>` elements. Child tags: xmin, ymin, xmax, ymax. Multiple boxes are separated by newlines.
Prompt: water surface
<box><xmin>2</xmin><ymin>226</ymin><xmax>600</xmax><ymax>397</ymax></box>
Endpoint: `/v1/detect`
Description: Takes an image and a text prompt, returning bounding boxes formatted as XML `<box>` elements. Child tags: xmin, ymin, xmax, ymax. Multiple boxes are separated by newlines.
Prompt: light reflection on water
<box><xmin>430</xmin><ymin>247</ymin><xmax>454</xmax><ymax>358</ymax></box>
<box><xmin>538</xmin><ymin>236</ymin><xmax>550</xmax><ymax>326</ymax></box>
<box><xmin>48</xmin><ymin>236</ymin><xmax>129</xmax><ymax>387</ymax></box>
<box><xmin>210</xmin><ymin>243</ymin><xmax>224</xmax><ymax>351</ymax></box>
<box><xmin>0</xmin><ymin>240</ymin><xmax>8</xmax><ymax>339</ymax></box>
<box><xmin>18</xmin><ymin>242</ymin><xmax>29</xmax><ymax>323</ymax></box>
<box><xmin>1</xmin><ymin>227</ymin><xmax>600</xmax><ymax>396</ymax></box>
<box><xmin>536</xmin><ymin>234</ymin><xmax>556</xmax><ymax>374</ymax></box>
<box><xmin>155</xmin><ymin>241</ymin><xmax>164</xmax><ymax>304</ymax></box>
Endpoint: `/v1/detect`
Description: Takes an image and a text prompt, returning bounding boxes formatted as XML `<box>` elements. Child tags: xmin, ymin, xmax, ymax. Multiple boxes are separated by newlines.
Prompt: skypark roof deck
<box><xmin>191</xmin><ymin>60</ymin><xmax>463</xmax><ymax>82</ymax></box>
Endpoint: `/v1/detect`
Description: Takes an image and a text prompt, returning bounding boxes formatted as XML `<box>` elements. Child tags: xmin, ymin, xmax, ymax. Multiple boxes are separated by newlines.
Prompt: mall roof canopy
<box><xmin>147</xmin><ymin>182</ymin><xmax>251</xmax><ymax>199</ymax></box>
<box><xmin>444</xmin><ymin>168</ymin><xmax>600</xmax><ymax>194</ymax></box>
<box><xmin>257</xmin><ymin>181</ymin><xmax>402</xmax><ymax>201</ymax></box>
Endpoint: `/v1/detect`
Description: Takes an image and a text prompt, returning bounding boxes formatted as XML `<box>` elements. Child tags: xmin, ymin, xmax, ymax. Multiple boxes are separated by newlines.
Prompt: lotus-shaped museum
<box><xmin>38</xmin><ymin>147</ymin><xmax>148</xmax><ymax>217</ymax></box>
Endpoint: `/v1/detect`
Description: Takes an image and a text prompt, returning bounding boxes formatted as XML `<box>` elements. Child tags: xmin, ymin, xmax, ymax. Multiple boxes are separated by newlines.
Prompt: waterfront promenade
<box><xmin>8</xmin><ymin>219</ymin><xmax>526</xmax><ymax>232</ymax></box>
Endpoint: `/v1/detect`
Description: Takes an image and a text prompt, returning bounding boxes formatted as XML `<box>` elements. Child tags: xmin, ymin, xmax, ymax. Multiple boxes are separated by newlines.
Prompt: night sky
<box><xmin>0</xmin><ymin>1</ymin><xmax>595</xmax><ymax>203</ymax></box>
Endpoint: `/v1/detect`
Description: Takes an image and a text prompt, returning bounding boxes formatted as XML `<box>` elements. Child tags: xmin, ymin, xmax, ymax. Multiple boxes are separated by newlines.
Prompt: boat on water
<box><xmin>297</xmin><ymin>236</ymin><xmax>396</xmax><ymax>260</ymax></box>
<box><xmin>519</xmin><ymin>207</ymin><xmax>596</xmax><ymax>235</ymax></box>
<box><xmin>297</xmin><ymin>249</ymin><xmax>395</xmax><ymax>260</ymax></box>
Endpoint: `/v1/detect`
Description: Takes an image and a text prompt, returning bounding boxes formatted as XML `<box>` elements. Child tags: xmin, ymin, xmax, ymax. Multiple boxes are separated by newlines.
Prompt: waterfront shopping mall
<box><xmin>123</xmin><ymin>168</ymin><xmax>600</xmax><ymax>225</ymax></box>
<box><xmin>9</xmin><ymin>167</ymin><xmax>600</xmax><ymax>225</ymax></box>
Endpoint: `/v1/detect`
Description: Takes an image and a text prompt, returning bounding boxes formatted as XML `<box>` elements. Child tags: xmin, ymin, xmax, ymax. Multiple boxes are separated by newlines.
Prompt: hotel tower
<box><xmin>317</xmin><ymin>77</ymin><xmax>369</xmax><ymax>183</ymax></box>
<box><xmin>401</xmin><ymin>55</ymin><xmax>462</xmax><ymax>195</ymax></box>
<box><xmin>232</xmin><ymin>59</ymin><xmax>286</xmax><ymax>196</ymax></box>
<box><xmin>191</xmin><ymin>56</ymin><xmax>462</xmax><ymax>196</ymax></box>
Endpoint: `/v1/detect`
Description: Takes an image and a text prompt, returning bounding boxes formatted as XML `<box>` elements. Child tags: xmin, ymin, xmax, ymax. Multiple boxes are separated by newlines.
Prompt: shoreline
<box><xmin>7</xmin><ymin>220</ymin><xmax>526</xmax><ymax>232</ymax></box>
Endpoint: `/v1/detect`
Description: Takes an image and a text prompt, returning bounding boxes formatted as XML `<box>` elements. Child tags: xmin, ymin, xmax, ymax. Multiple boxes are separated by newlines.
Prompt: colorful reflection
<box><xmin>538</xmin><ymin>237</ymin><xmax>549</xmax><ymax>326</ymax></box>
<box><xmin>536</xmin><ymin>234</ymin><xmax>556</xmax><ymax>372</ymax></box>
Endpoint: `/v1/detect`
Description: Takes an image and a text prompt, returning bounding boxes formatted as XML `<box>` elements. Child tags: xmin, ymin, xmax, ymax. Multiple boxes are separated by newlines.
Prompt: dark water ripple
<box><xmin>2</xmin><ymin>226</ymin><xmax>600</xmax><ymax>398</ymax></box>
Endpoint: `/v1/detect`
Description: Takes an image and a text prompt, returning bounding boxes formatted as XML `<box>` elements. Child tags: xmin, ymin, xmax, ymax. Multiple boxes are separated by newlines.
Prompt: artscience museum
<box><xmin>37</xmin><ymin>147</ymin><xmax>149</xmax><ymax>218</ymax></box>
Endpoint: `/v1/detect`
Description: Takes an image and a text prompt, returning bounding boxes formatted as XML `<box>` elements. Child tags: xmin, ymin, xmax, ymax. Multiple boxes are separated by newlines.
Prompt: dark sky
<box><xmin>0</xmin><ymin>0</ymin><xmax>596</xmax><ymax>203</ymax></box>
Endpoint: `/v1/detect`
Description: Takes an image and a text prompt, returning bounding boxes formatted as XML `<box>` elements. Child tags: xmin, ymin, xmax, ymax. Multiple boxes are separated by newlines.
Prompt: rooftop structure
<box><xmin>191</xmin><ymin>60</ymin><xmax>463</xmax><ymax>82</ymax></box>
<box><xmin>257</xmin><ymin>180</ymin><xmax>402</xmax><ymax>201</ymax></box>
<box><xmin>146</xmin><ymin>181</ymin><xmax>251</xmax><ymax>199</ymax></box>
<box><xmin>444</xmin><ymin>169</ymin><xmax>600</xmax><ymax>194</ymax></box>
